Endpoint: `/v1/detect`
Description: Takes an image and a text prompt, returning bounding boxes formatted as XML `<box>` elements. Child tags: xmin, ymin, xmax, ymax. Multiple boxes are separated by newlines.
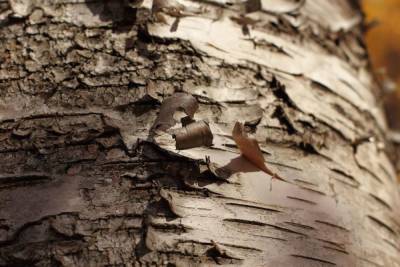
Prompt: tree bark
<box><xmin>0</xmin><ymin>0</ymin><xmax>399</xmax><ymax>266</ymax></box>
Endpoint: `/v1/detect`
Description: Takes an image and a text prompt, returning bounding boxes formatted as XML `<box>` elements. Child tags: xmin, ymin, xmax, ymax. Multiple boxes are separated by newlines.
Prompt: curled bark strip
<box><xmin>153</xmin><ymin>93</ymin><xmax>199</xmax><ymax>131</ymax></box>
<box><xmin>173</xmin><ymin>120</ymin><xmax>213</xmax><ymax>150</ymax></box>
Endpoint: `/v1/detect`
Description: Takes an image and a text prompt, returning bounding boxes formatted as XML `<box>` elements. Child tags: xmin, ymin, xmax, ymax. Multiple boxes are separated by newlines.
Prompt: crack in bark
<box><xmin>291</xmin><ymin>254</ymin><xmax>336</xmax><ymax>265</ymax></box>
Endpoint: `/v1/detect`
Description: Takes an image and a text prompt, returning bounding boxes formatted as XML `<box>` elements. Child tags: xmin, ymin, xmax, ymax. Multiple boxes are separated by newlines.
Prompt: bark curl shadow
<box><xmin>216</xmin><ymin>156</ymin><xmax>262</xmax><ymax>175</ymax></box>
<box><xmin>207</xmin><ymin>155</ymin><xmax>287</xmax><ymax>192</ymax></box>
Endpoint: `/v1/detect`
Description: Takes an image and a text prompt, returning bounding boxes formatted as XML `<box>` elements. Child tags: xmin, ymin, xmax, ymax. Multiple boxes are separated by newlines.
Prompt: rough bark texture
<box><xmin>0</xmin><ymin>0</ymin><xmax>399</xmax><ymax>266</ymax></box>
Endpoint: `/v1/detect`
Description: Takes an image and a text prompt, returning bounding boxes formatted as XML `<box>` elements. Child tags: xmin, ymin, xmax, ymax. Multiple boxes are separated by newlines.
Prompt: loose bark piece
<box><xmin>232</xmin><ymin>121</ymin><xmax>276</xmax><ymax>177</ymax></box>
<box><xmin>153</xmin><ymin>93</ymin><xmax>199</xmax><ymax>131</ymax></box>
<box><xmin>173</xmin><ymin>120</ymin><xmax>213</xmax><ymax>150</ymax></box>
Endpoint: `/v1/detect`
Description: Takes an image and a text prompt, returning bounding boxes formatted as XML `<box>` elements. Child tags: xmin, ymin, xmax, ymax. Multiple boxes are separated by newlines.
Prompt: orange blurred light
<box><xmin>364</xmin><ymin>0</ymin><xmax>400</xmax><ymax>129</ymax></box>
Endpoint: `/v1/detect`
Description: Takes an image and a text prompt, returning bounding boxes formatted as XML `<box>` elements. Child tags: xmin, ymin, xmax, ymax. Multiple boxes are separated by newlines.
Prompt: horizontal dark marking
<box><xmin>218</xmin><ymin>242</ymin><xmax>263</xmax><ymax>252</ymax></box>
<box><xmin>291</xmin><ymin>254</ymin><xmax>336</xmax><ymax>265</ymax></box>
<box><xmin>0</xmin><ymin>173</ymin><xmax>51</xmax><ymax>186</ymax></box>
<box><xmin>368</xmin><ymin>215</ymin><xmax>396</xmax><ymax>236</ymax></box>
<box><xmin>338</xmin><ymin>78</ymin><xmax>363</xmax><ymax>99</ymax></box>
<box><xmin>0</xmin><ymin>225</ymin><xmax>10</xmax><ymax>230</ymax></box>
<box><xmin>298</xmin><ymin>186</ymin><xmax>326</xmax><ymax>196</ymax></box>
<box><xmin>224</xmin><ymin>218</ymin><xmax>307</xmax><ymax>236</ymax></box>
<box><xmin>63</xmin><ymin>158</ymin><xmax>97</xmax><ymax>165</ymax></box>
<box><xmin>331</xmin><ymin>177</ymin><xmax>359</xmax><ymax>188</ymax></box>
<box><xmin>284</xmin><ymin>221</ymin><xmax>315</xmax><ymax>230</ymax></box>
<box><xmin>286</xmin><ymin>196</ymin><xmax>317</xmax><ymax>205</ymax></box>
<box><xmin>195</xmin><ymin>207</ymin><xmax>213</xmax><ymax>211</ymax></box>
<box><xmin>223</xmin><ymin>218</ymin><xmax>267</xmax><ymax>226</ymax></box>
<box><xmin>176</xmin><ymin>239</ymin><xmax>258</xmax><ymax>255</ymax></box>
<box><xmin>323</xmin><ymin>246</ymin><xmax>349</xmax><ymax>255</ymax></box>
<box><xmin>177</xmin><ymin>239</ymin><xmax>213</xmax><ymax>246</ymax></box>
<box><xmin>383</xmin><ymin>238</ymin><xmax>400</xmax><ymax>252</ymax></box>
<box><xmin>225</xmin><ymin>202</ymin><xmax>281</xmax><ymax>213</ymax></box>
<box><xmin>369</xmin><ymin>193</ymin><xmax>392</xmax><ymax>211</ymax></box>
<box><xmin>353</xmin><ymin>158</ymin><xmax>384</xmax><ymax>184</ymax></box>
<box><xmin>150</xmin><ymin>223</ymin><xmax>190</xmax><ymax>234</ymax></box>
<box><xmin>215</xmin><ymin>195</ymin><xmax>283</xmax><ymax>210</ymax></box>
<box><xmin>252</xmin><ymin>233</ymin><xmax>287</xmax><ymax>241</ymax></box>
<box><xmin>294</xmin><ymin>178</ymin><xmax>317</xmax><ymax>186</ymax></box>
<box><xmin>316</xmin><ymin>238</ymin><xmax>346</xmax><ymax>249</ymax></box>
<box><xmin>366</xmin><ymin>170</ymin><xmax>384</xmax><ymax>184</ymax></box>
<box><xmin>265</xmin><ymin>223</ymin><xmax>307</xmax><ymax>237</ymax></box>
<box><xmin>315</xmin><ymin>220</ymin><xmax>349</xmax><ymax>232</ymax></box>
<box><xmin>330</xmin><ymin>168</ymin><xmax>359</xmax><ymax>184</ymax></box>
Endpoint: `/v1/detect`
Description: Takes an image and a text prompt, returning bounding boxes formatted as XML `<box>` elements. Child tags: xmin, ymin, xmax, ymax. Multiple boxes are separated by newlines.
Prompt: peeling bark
<box><xmin>0</xmin><ymin>0</ymin><xmax>399</xmax><ymax>266</ymax></box>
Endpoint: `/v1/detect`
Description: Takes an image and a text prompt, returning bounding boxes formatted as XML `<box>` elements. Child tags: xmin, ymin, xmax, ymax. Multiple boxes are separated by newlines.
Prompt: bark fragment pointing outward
<box><xmin>232</xmin><ymin>121</ymin><xmax>281</xmax><ymax>179</ymax></box>
<box><xmin>152</xmin><ymin>93</ymin><xmax>199</xmax><ymax>131</ymax></box>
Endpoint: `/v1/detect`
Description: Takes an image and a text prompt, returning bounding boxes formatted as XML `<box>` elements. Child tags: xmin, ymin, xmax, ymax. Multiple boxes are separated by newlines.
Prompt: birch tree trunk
<box><xmin>0</xmin><ymin>0</ymin><xmax>399</xmax><ymax>266</ymax></box>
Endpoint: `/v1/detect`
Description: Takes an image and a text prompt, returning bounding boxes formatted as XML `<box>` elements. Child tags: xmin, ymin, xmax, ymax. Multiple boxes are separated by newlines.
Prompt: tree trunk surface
<box><xmin>0</xmin><ymin>0</ymin><xmax>399</xmax><ymax>266</ymax></box>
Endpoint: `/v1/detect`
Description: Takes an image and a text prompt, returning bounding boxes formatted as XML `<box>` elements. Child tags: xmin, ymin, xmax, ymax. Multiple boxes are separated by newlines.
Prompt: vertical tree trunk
<box><xmin>0</xmin><ymin>0</ymin><xmax>399</xmax><ymax>266</ymax></box>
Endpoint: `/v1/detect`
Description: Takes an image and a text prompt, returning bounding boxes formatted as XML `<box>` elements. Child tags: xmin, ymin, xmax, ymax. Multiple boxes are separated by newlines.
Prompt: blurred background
<box><xmin>364</xmin><ymin>0</ymin><xmax>400</xmax><ymax>130</ymax></box>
